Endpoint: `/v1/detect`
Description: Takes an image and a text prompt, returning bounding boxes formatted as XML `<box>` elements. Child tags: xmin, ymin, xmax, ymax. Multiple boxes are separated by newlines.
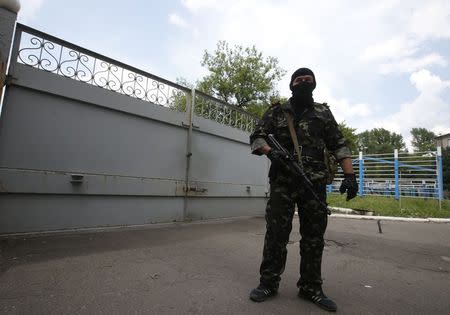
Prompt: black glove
<box><xmin>267</xmin><ymin>149</ymin><xmax>289</xmax><ymax>169</ymax></box>
<box><xmin>339</xmin><ymin>173</ymin><xmax>358</xmax><ymax>201</ymax></box>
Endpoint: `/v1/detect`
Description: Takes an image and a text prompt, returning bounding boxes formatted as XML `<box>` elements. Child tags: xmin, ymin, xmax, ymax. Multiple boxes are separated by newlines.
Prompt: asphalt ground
<box><xmin>1</xmin><ymin>217</ymin><xmax>450</xmax><ymax>315</ymax></box>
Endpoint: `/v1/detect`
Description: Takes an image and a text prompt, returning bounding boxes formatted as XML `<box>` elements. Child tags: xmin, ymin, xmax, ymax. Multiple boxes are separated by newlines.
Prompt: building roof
<box><xmin>434</xmin><ymin>132</ymin><xmax>450</xmax><ymax>140</ymax></box>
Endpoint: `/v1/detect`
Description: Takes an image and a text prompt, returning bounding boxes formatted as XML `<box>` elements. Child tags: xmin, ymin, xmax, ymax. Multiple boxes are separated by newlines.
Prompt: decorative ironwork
<box><xmin>16</xmin><ymin>29</ymin><xmax>188</xmax><ymax>110</ymax></box>
<box><xmin>194</xmin><ymin>92</ymin><xmax>258</xmax><ymax>132</ymax></box>
<box><xmin>14</xmin><ymin>25</ymin><xmax>258</xmax><ymax>132</ymax></box>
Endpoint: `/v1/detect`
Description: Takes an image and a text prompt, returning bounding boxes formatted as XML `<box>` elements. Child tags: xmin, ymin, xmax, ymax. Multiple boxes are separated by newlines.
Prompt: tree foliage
<box><xmin>169</xmin><ymin>77</ymin><xmax>193</xmax><ymax>112</ymax></box>
<box><xmin>357</xmin><ymin>128</ymin><xmax>406</xmax><ymax>154</ymax></box>
<box><xmin>245</xmin><ymin>96</ymin><xmax>289</xmax><ymax>118</ymax></box>
<box><xmin>410</xmin><ymin>127</ymin><xmax>436</xmax><ymax>152</ymax></box>
<box><xmin>198</xmin><ymin>41</ymin><xmax>286</xmax><ymax>108</ymax></box>
<box><xmin>338</xmin><ymin>122</ymin><xmax>358</xmax><ymax>154</ymax></box>
<box><xmin>245</xmin><ymin>103</ymin><xmax>271</xmax><ymax>118</ymax></box>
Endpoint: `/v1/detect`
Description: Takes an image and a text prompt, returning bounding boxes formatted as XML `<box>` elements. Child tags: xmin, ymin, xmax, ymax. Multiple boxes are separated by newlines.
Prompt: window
<box><xmin>447</xmin><ymin>138</ymin><xmax>450</xmax><ymax>147</ymax></box>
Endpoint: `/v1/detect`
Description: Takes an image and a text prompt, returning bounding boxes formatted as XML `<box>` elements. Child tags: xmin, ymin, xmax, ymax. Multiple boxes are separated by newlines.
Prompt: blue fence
<box><xmin>328</xmin><ymin>148</ymin><xmax>444</xmax><ymax>200</ymax></box>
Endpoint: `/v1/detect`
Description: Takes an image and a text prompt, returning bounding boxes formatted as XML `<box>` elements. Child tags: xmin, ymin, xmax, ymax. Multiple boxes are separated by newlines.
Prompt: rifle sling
<box><xmin>284</xmin><ymin>112</ymin><xmax>302</xmax><ymax>164</ymax></box>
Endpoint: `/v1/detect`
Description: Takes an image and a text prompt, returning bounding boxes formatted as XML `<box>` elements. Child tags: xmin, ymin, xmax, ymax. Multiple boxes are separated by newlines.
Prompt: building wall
<box><xmin>436</xmin><ymin>135</ymin><xmax>450</xmax><ymax>149</ymax></box>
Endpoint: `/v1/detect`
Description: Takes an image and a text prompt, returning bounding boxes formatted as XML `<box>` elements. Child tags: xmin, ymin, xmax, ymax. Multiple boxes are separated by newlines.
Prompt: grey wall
<box><xmin>0</xmin><ymin>62</ymin><xmax>268</xmax><ymax>234</ymax></box>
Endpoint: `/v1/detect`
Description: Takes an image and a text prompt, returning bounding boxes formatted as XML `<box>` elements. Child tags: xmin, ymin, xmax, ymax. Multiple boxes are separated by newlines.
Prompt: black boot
<box><xmin>249</xmin><ymin>284</ymin><xmax>278</xmax><ymax>302</ymax></box>
<box><xmin>298</xmin><ymin>287</ymin><xmax>337</xmax><ymax>312</ymax></box>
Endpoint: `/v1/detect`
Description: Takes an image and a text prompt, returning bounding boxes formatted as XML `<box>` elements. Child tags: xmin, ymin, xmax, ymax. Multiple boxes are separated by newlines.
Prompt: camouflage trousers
<box><xmin>259</xmin><ymin>176</ymin><xmax>328</xmax><ymax>293</ymax></box>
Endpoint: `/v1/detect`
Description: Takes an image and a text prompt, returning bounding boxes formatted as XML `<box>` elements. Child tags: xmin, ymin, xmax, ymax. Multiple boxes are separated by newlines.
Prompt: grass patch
<box><xmin>327</xmin><ymin>193</ymin><xmax>450</xmax><ymax>218</ymax></box>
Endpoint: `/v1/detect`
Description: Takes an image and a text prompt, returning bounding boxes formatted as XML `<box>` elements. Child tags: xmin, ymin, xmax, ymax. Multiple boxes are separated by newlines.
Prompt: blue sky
<box><xmin>16</xmin><ymin>0</ymin><xmax>450</xmax><ymax>148</ymax></box>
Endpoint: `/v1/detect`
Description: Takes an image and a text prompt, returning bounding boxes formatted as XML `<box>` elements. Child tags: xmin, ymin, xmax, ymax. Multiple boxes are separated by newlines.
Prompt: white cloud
<box><xmin>433</xmin><ymin>125</ymin><xmax>450</xmax><ymax>137</ymax></box>
<box><xmin>360</xmin><ymin>0</ymin><xmax>450</xmax><ymax>74</ymax></box>
<box><xmin>17</xmin><ymin>0</ymin><xmax>45</xmax><ymax>22</ymax></box>
<box><xmin>361</xmin><ymin>36</ymin><xmax>418</xmax><ymax>62</ymax></box>
<box><xmin>330</xmin><ymin>101</ymin><xmax>374</xmax><ymax>128</ymax></box>
<box><xmin>375</xmin><ymin>70</ymin><xmax>450</xmax><ymax>148</ymax></box>
<box><xmin>378</xmin><ymin>53</ymin><xmax>447</xmax><ymax>74</ymax></box>
<box><xmin>168</xmin><ymin>13</ymin><xmax>189</xmax><ymax>28</ymax></box>
<box><xmin>217</xmin><ymin>1</ymin><xmax>322</xmax><ymax>52</ymax></box>
<box><xmin>181</xmin><ymin>0</ymin><xmax>224</xmax><ymax>12</ymax></box>
<box><xmin>409</xmin><ymin>1</ymin><xmax>450</xmax><ymax>40</ymax></box>
<box><xmin>410</xmin><ymin>69</ymin><xmax>450</xmax><ymax>94</ymax></box>
<box><xmin>314</xmin><ymin>84</ymin><xmax>373</xmax><ymax>124</ymax></box>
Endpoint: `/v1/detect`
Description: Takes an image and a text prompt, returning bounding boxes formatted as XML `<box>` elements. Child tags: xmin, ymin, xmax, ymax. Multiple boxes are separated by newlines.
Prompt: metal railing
<box><xmin>14</xmin><ymin>24</ymin><xmax>190</xmax><ymax>109</ymax></box>
<box><xmin>13</xmin><ymin>23</ymin><xmax>258</xmax><ymax>133</ymax></box>
<box><xmin>194</xmin><ymin>91</ymin><xmax>259</xmax><ymax>133</ymax></box>
<box><xmin>328</xmin><ymin>149</ymin><xmax>443</xmax><ymax>200</ymax></box>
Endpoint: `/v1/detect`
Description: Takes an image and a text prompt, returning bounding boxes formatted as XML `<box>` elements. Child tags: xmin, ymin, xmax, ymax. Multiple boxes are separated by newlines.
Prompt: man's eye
<box><xmin>295</xmin><ymin>77</ymin><xmax>312</xmax><ymax>83</ymax></box>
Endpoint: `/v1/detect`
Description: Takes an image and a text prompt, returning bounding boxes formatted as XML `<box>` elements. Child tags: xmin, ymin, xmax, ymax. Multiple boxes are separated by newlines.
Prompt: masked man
<box><xmin>249</xmin><ymin>68</ymin><xmax>358</xmax><ymax>312</ymax></box>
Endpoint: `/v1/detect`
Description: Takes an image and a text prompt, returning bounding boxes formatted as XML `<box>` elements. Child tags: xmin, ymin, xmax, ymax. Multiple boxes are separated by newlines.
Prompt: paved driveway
<box><xmin>1</xmin><ymin>217</ymin><xmax>449</xmax><ymax>314</ymax></box>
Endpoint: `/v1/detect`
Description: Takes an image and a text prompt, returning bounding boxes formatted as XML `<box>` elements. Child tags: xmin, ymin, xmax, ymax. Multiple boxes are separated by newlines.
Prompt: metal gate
<box><xmin>0</xmin><ymin>13</ymin><xmax>269</xmax><ymax>234</ymax></box>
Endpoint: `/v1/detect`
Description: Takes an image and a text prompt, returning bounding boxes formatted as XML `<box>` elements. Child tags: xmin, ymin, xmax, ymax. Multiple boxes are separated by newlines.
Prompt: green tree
<box><xmin>171</xmin><ymin>77</ymin><xmax>258</xmax><ymax>131</ymax></box>
<box><xmin>410</xmin><ymin>127</ymin><xmax>436</xmax><ymax>152</ymax></box>
<box><xmin>245</xmin><ymin>103</ymin><xmax>270</xmax><ymax>118</ymax></box>
<box><xmin>169</xmin><ymin>77</ymin><xmax>194</xmax><ymax>112</ymax></box>
<box><xmin>199</xmin><ymin>41</ymin><xmax>286</xmax><ymax>108</ymax></box>
<box><xmin>357</xmin><ymin>128</ymin><xmax>406</xmax><ymax>154</ymax></box>
<box><xmin>245</xmin><ymin>96</ymin><xmax>289</xmax><ymax>118</ymax></box>
<box><xmin>338</xmin><ymin>122</ymin><xmax>358</xmax><ymax>153</ymax></box>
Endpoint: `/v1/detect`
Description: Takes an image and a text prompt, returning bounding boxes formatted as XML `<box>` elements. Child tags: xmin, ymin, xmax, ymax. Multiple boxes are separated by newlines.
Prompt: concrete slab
<box><xmin>1</xmin><ymin>217</ymin><xmax>450</xmax><ymax>314</ymax></box>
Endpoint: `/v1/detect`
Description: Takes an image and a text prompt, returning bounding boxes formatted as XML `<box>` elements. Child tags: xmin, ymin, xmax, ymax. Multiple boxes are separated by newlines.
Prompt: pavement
<box><xmin>1</xmin><ymin>216</ymin><xmax>450</xmax><ymax>315</ymax></box>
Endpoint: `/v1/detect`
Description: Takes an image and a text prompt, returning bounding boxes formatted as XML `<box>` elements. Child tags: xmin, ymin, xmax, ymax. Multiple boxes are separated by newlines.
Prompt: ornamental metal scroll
<box><xmin>16</xmin><ymin>30</ymin><xmax>186</xmax><ymax>110</ymax></box>
<box><xmin>14</xmin><ymin>25</ymin><xmax>259</xmax><ymax>132</ymax></box>
<box><xmin>194</xmin><ymin>92</ymin><xmax>258</xmax><ymax>133</ymax></box>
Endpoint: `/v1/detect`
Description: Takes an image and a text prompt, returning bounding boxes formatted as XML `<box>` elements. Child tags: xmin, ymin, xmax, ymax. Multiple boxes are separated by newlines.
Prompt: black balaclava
<box><xmin>289</xmin><ymin>67</ymin><xmax>316</xmax><ymax>112</ymax></box>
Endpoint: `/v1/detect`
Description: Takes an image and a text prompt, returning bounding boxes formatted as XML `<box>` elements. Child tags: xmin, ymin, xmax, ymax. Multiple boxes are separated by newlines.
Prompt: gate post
<box><xmin>358</xmin><ymin>151</ymin><xmax>364</xmax><ymax>196</ymax></box>
<box><xmin>394</xmin><ymin>149</ymin><xmax>399</xmax><ymax>200</ymax></box>
<box><xmin>0</xmin><ymin>0</ymin><xmax>20</xmax><ymax>105</ymax></box>
<box><xmin>437</xmin><ymin>147</ymin><xmax>444</xmax><ymax>202</ymax></box>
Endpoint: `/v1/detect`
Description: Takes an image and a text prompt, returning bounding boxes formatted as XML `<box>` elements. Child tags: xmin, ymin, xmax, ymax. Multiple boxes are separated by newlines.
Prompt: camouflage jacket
<box><xmin>250</xmin><ymin>100</ymin><xmax>351</xmax><ymax>180</ymax></box>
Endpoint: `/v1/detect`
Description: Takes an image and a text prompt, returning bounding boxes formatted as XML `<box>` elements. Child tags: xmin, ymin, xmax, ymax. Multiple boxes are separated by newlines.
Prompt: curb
<box><xmin>328</xmin><ymin>206</ymin><xmax>355</xmax><ymax>214</ymax></box>
<box><xmin>329</xmin><ymin>207</ymin><xmax>450</xmax><ymax>223</ymax></box>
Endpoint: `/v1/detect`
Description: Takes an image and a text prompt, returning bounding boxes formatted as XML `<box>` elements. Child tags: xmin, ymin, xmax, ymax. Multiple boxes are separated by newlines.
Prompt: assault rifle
<box><xmin>267</xmin><ymin>134</ymin><xmax>330</xmax><ymax>215</ymax></box>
